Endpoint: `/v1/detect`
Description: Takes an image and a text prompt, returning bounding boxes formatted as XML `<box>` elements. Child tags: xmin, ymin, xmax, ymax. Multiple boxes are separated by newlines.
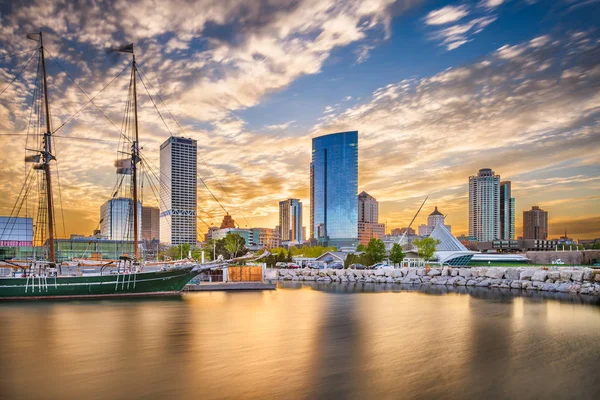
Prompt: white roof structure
<box><xmin>429</xmin><ymin>224</ymin><xmax>474</xmax><ymax>266</ymax></box>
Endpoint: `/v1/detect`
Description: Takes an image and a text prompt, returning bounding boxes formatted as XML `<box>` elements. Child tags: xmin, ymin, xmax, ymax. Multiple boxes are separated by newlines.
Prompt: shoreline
<box><xmin>274</xmin><ymin>266</ymin><xmax>600</xmax><ymax>297</ymax></box>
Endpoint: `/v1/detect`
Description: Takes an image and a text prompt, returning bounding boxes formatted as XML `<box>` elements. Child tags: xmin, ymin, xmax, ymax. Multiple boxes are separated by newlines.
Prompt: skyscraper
<box><xmin>100</xmin><ymin>197</ymin><xmax>141</xmax><ymax>241</ymax></box>
<box><xmin>357</xmin><ymin>191</ymin><xmax>385</xmax><ymax>246</ymax></box>
<box><xmin>469</xmin><ymin>168</ymin><xmax>500</xmax><ymax>241</ymax></box>
<box><xmin>142</xmin><ymin>206</ymin><xmax>160</xmax><ymax>242</ymax></box>
<box><xmin>159</xmin><ymin>137</ymin><xmax>197</xmax><ymax>245</ymax></box>
<box><xmin>500</xmin><ymin>181</ymin><xmax>515</xmax><ymax>240</ymax></box>
<box><xmin>310</xmin><ymin>131</ymin><xmax>358</xmax><ymax>247</ymax></box>
<box><xmin>279</xmin><ymin>199</ymin><xmax>303</xmax><ymax>243</ymax></box>
<box><xmin>523</xmin><ymin>206</ymin><xmax>548</xmax><ymax>240</ymax></box>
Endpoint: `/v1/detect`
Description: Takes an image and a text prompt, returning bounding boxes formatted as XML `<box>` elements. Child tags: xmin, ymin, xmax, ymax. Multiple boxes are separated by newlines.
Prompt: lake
<box><xmin>1</xmin><ymin>283</ymin><xmax>599</xmax><ymax>399</ymax></box>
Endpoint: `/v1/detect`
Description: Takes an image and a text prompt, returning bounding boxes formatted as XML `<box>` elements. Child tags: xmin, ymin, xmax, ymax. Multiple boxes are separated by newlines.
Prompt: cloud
<box><xmin>424</xmin><ymin>5</ymin><xmax>470</xmax><ymax>25</ymax></box>
<box><xmin>430</xmin><ymin>15</ymin><xmax>497</xmax><ymax>50</ymax></box>
<box><xmin>312</xmin><ymin>31</ymin><xmax>600</xmax><ymax>237</ymax></box>
<box><xmin>264</xmin><ymin>120</ymin><xmax>295</xmax><ymax>130</ymax></box>
<box><xmin>355</xmin><ymin>44</ymin><xmax>375</xmax><ymax>64</ymax></box>
<box><xmin>479</xmin><ymin>0</ymin><xmax>505</xmax><ymax>9</ymax></box>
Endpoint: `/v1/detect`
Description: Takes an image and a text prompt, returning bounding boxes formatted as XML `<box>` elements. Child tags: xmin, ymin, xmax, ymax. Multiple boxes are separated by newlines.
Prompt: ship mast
<box><xmin>132</xmin><ymin>51</ymin><xmax>140</xmax><ymax>261</ymax></box>
<box><xmin>40</xmin><ymin>32</ymin><xmax>56</xmax><ymax>264</ymax></box>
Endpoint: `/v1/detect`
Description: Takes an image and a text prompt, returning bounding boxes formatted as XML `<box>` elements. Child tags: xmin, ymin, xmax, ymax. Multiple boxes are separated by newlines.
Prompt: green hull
<box><xmin>0</xmin><ymin>266</ymin><xmax>200</xmax><ymax>300</ymax></box>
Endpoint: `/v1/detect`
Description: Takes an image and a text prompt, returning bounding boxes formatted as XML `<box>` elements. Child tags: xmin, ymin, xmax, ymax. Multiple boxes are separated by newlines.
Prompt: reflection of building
<box><xmin>418</xmin><ymin>206</ymin><xmax>451</xmax><ymax>236</ymax></box>
<box><xmin>523</xmin><ymin>206</ymin><xmax>548</xmax><ymax>240</ymax></box>
<box><xmin>358</xmin><ymin>191</ymin><xmax>385</xmax><ymax>246</ymax></box>
<box><xmin>0</xmin><ymin>216</ymin><xmax>33</xmax><ymax>247</ymax></box>
<box><xmin>500</xmin><ymin>181</ymin><xmax>515</xmax><ymax>240</ymax></box>
<box><xmin>160</xmin><ymin>136</ymin><xmax>197</xmax><ymax>245</ymax></box>
<box><xmin>469</xmin><ymin>168</ymin><xmax>500</xmax><ymax>241</ymax></box>
<box><xmin>100</xmin><ymin>198</ymin><xmax>142</xmax><ymax>241</ymax></box>
<box><xmin>220</xmin><ymin>213</ymin><xmax>236</xmax><ymax>229</ymax></box>
<box><xmin>310</xmin><ymin>131</ymin><xmax>358</xmax><ymax>248</ymax></box>
<box><xmin>142</xmin><ymin>206</ymin><xmax>160</xmax><ymax>242</ymax></box>
<box><xmin>279</xmin><ymin>199</ymin><xmax>302</xmax><ymax>243</ymax></box>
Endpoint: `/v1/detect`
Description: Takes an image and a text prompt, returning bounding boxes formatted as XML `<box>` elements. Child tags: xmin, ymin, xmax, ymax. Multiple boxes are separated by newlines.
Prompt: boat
<box><xmin>0</xmin><ymin>32</ymin><xmax>202</xmax><ymax>300</ymax></box>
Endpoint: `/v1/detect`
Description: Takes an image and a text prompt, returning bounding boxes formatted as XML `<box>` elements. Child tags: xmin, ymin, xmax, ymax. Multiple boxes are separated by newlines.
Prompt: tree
<box><xmin>413</xmin><ymin>237</ymin><xmax>440</xmax><ymax>261</ymax></box>
<box><xmin>356</xmin><ymin>244</ymin><xmax>366</xmax><ymax>252</ymax></box>
<box><xmin>224</xmin><ymin>233</ymin><xmax>246</xmax><ymax>259</ymax></box>
<box><xmin>366</xmin><ymin>238</ymin><xmax>386</xmax><ymax>264</ymax></box>
<box><xmin>389</xmin><ymin>243</ymin><xmax>406</xmax><ymax>265</ymax></box>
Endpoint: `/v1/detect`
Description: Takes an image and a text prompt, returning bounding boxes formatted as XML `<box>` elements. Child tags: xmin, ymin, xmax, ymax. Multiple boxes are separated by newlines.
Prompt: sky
<box><xmin>0</xmin><ymin>0</ymin><xmax>599</xmax><ymax>241</ymax></box>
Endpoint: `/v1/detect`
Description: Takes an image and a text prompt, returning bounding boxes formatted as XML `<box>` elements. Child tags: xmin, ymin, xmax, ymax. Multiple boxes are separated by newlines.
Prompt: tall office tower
<box><xmin>357</xmin><ymin>191</ymin><xmax>385</xmax><ymax>246</ymax></box>
<box><xmin>469</xmin><ymin>168</ymin><xmax>500</xmax><ymax>241</ymax></box>
<box><xmin>141</xmin><ymin>206</ymin><xmax>160</xmax><ymax>242</ymax></box>
<box><xmin>279</xmin><ymin>199</ymin><xmax>303</xmax><ymax>243</ymax></box>
<box><xmin>159</xmin><ymin>137</ymin><xmax>197</xmax><ymax>245</ymax></box>
<box><xmin>310</xmin><ymin>131</ymin><xmax>358</xmax><ymax>248</ymax></box>
<box><xmin>100</xmin><ymin>197</ymin><xmax>141</xmax><ymax>241</ymax></box>
<box><xmin>418</xmin><ymin>206</ymin><xmax>451</xmax><ymax>236</ymax></box>
<box><xmin>500</xmin><ymin>181</ymin><xmax>515</xmax><ymax>240</ymax></box>
<box><xmin>523</xmin><ymin>206</ymin><xmax>548</xmax><ymax>240</ymax></box>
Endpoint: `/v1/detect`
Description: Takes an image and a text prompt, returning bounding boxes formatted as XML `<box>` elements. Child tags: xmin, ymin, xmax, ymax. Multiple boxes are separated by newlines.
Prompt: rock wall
<box><xmin>274</xmin><ymin>267</ymin><xmax>600</xmax><ymax>296</ymax></box>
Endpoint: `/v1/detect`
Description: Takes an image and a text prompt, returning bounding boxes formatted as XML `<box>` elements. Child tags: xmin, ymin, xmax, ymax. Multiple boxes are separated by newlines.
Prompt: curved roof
<box><xmin>430</xmin><ymin>223</ymin><xmax>468</xmax><ymax>252</ymax></box>
<box><xmin>429</xmin><ymin>206</ymin><xmax>443</xmax><ymax>216</ymax></box>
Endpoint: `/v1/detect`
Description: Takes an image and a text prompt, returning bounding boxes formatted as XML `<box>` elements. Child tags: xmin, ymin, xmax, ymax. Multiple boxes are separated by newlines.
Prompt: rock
<box><xmin>526</xmin><ymin>284</ymin><xmax>537</xmax><ymax>291</ymax></box>
<box><xmin>542</xmin><ymin>283</ymin><xmax>557</xmax><ymax>291</ymax></box>
<box><xmin>335</xmin><ymin>269</ymin><xmax>346</xmax><ymax>276</ymax></box>
<box><xmin>571</xmin><ymin>270</ymin><xmax>584</xmax><ymax>282</ymax></box>
<box><xmin>348</xmin><ymin>275</ymin><xmax>356</xmax><ymax>282</ymax></box>
<box><xmin>500</xmin><ymin>283</ymin><xmax>510</xmax><ymax>289</ymax></box>
<box><xmin>441</xmin><ymin>267</ymin><xmax>449</xmax><ymax>277</ymax></box>
<box><xmin>556</xmin><ymin>283</ymin><xmax>571</xmax><ymax>293</ymax></box>
<box><xmin>583</xmin><ymin>268</ymin><xmax>593</xmax><ymax>281</ymax></box>
<box><xmin>283</xmin><ymin>275</ymin><xmax>292</xmax><ymax>281</ymax></box>
<box><xmin>505</xmin><ymin>269</ymin><xmax>521</xmax><ymax>280</ymax></box>
<box><xmin>476</xmin><ymin>279</ymin><xmax>491</xmax><ymax>287</ymax></box>
<box><xmin>522</xmin><ymin>281</ymin><xmax>532</xmax><ymax>289</ymax></box>
<box><xmin>459</xmin><ymin>268</ymin><xmax>472</xmax><ymax>278</ymax></box>
<box><xmin>545</xmin><ymin>278</ymin><xmax>554</xmax><ymax>284</ymax></box>
<box><xmin>455</xmin><ymin>278</ymin><xmax>467</xmax><ymax>286</ymax></box>
<box><xmin>374</xmin><ymin>269</ymin><xmax>385</xmax><ymax>276</ymax></box>
<box><xmin>386</xmin><ymin>277</ymin><xmax>394</xmax><ymax>283</ymax></box>
<box><xmin>548</xmin><ymin>271</ymin><xmax>560</xmax><ymax>280</ymax></box>
<box><xmin>416</xmin><ymin>268</ymin><xmax>425</xmax><ymax>276</ymax></box>
<box><xmin>451</xmin><ymin>269</ymin><xmax>458</xmax><ymax>277</ymax></box>
<box><xmin>569</xmin><ymin>284</ymin><xmax>581</xmax><ymax>293</ymax></box>
<box><xmin>466</xmin><ymin>279</ymin><xmax>477</xmax><ymax>286</ymax></box>
<box><xmin>392</xmin><ymin>269</ymin><xmax>402</xmax><ymax>278</ymax></box>
<box><xmin>421</xmin><ymin>276</ymin><xmax>431</xmax><ymax>283</ymax></box>
<box><xmin>318</xmin><ymin>270</ymin><xmax>327</xmax><ymax>277</ymax></box>
<box><xmin>559</xmin><ymin>270</ymin><xmax>572</xmax><ymax>281</ymax></box>
<box><xmin>340</xmin><ymin>275</ymin><xmax>349</xmax><ymax>282</ymax></box>
<box><xmin>580</xmin><ymin>287</ymin><xmax>590</xmax><ymax>295</ymax></box>
<box><xmin>447</xmin><ymin>277</ymin><xmax>457</xmax><ymax>285</ymax></box>
<box><xmin>435</xmin><ymin>278</ymin><xmax>448</xmax><ymax>285</ymax></box>
<box><xmin>428</xmin><ymin>269</ymin><xmax>442</xmax><ymax>277</ymax></box>
<box><xmin>302</xmin><ymin>269</ymin><xmax>312</xmax><ymax>276</ymax></box>
<box><xmin>401</xmin><ymin>277</ymin><xmax>412</xmax><ymax>284</ymax></box>
<box><xmin>305</xmin><ymin>276</ymin><xmax>315</xmax><ymax>281</ymax></box>
<box><xmin>510</xmin><ymin>280</ymin><xmax>522</xmax><ymax>289</ymax></box>
<box><xmin>326</xmin><ymin>269</ymin><xmax>336</xmax><ymax>277</ymax></box>
<box><xmin>400</xmin><ymin>267</ymin><xmax>409</xmax><ymax>277</ymax></box>
<box><xmin>595</xmin><ymin>273</ymin><xmax>600</xmax><ymax>282</ymax></box>
<box><xmin>532</xmin><ymin>270</ymin><xmax>548</xmax><ymax>282</ymax></box>
<box><xmin>377</xmin><ymin>277</ymin><xmax>386</xmax><ymax>283</ymax></box>
<box><xmin>520</xmin><ymin>270</ymin><xmax>535</xmax><ymax>281</ymax></box>
<box><xmin>486</xmin><ymin>268</ymin><xmax>507</xmax><ymax>279</ymax></box>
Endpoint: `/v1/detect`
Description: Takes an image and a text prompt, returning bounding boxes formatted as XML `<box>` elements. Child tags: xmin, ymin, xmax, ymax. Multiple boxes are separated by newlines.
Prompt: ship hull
<box><xmin>0</xmin><ymin>266</ymin><xmax>199</xmax><ymax>300</ymax></box>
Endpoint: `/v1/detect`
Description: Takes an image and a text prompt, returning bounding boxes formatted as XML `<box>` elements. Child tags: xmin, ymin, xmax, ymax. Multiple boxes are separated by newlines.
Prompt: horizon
<box><xmin>0</xmin><ymin>0</ymin><xmax>599</xmax><ymax>240</ymax></box>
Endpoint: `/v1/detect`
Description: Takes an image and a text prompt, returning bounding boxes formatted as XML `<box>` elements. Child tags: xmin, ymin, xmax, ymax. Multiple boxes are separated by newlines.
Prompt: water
<box><xmin>1</xmin><ymin>283</ymin><xmax>600</xmax><ymax>400</ymax></box>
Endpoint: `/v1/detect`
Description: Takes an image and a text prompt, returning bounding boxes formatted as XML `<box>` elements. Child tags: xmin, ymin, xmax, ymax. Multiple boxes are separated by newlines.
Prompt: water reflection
<box><xmin>0</xmin><ymin>284</ymin><xmax>599</xmax><ymax>399</ymax></box>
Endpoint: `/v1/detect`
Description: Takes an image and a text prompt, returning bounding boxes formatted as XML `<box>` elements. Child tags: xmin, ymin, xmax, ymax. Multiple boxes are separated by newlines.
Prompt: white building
<box><xmin>418</xmin><ymin>206</ymin><xmax>451</xmax><ymax>236</ymax></box>
<box><xmin>279</xmin><ymin>199</ymin><xmax>302</xmax><ymax>244</ymax></box>
<box><xmin>159</xmin><ymin>137</ymin><xmax>197</xmax><ymax>245</ymax></box>
<box><xmin>469</xmin><ymin>168</ymin><xmax>500</xmax><ymax>242</ymax></box>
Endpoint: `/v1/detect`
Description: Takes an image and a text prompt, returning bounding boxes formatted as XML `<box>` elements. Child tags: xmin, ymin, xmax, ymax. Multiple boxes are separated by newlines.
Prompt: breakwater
<box><xmin>275</xmin><ymin>266</ymin><xmax>600</xmax><ymax>296</ymax></box>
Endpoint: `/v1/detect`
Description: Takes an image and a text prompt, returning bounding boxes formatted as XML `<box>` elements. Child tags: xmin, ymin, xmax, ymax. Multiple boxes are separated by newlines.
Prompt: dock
<box><xmin>184</xmin><ymin>282</ymin><xmax>276</xmax><ymax>292</ymax></box>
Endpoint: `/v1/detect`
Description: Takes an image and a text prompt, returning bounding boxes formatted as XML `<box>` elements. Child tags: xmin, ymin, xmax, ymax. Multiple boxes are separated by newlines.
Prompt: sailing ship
<box><xmin>0</xmin><ymin>32</ymin><xmax>206</xmax><ymax>300</ymax></box>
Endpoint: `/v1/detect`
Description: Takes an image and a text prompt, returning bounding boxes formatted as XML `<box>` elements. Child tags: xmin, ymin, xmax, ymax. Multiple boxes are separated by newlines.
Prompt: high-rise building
<box><xmin>357</xmin><ymin>191</ymin><xmax>385</xmax><ymax>246</ymax></box>
<box><xmin>500</xmin><ymin>181</ymin><xmax>515</xmax><ymax>240</ymax></box>
<box><xmin>251</xmin><ymin>227</ymin><xmax>281</xmax><ymax>248</ymax></box>
<box><xmin>469</xmin><ymin>168</ymin><xmax>500</xmax><ymax>241</ymax></box>
<box><xmin>100</xmin><ymin>197</ymin><xmax>142</xmax><ymax>241</ymax></box>
<box><xmin>220</xmin><ymin>213</ymin><xmax>236</xmax><ymax>229</ymax></box>
<box><xmin>0</xmin><ymin>216</ymin><xmax>33</xmax><ymax>247</ymax></box>
<box><xmin>279</xmin><ymin>199</ymin><xmax>303</xmax><ymax>243</ymax></box>
<box><xmin>141</xmin><ymin>206</ymin><xmax>160</xmax><ymax>242</ymax></box>
<box><xmin>159</xmin><ymin>137</ymin><xmax>197</xmax><ymax>245</ymax></box>
<box><xmin>523</xmin><ymin>206</ymin><xmax>548</xmax><ymax>240</ymax></box>
<box><xmin>418</xmin><ymin>206</ymin><xmax>451</xmax><ymax>236</ymax></box>
<box><xmin>310</xmin><ymin>131</ymin><xmax>358</xmax><ymax>248</ymax></box>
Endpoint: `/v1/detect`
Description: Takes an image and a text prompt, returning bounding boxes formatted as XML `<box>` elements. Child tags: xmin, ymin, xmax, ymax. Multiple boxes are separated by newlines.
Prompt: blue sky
<box><xmin>0</xmin><ymin>0</ymin><xmax>599</xmax><ymax>239</ymax></box>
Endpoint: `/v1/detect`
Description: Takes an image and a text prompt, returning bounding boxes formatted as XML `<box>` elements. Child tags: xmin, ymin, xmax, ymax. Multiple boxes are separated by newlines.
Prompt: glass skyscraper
<box><xmin>310</xmin><ymin>131</ymin><xmax>358</xmax><ymax>248</ymax></box>
<box><xmin>100</xmin><ymin>197</ymin><xmax>142</xmax><ymax>241</ymax></box>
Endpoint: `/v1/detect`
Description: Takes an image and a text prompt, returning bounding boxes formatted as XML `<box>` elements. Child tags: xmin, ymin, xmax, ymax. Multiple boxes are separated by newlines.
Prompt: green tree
<box><xmin>356</xmin><ymin>244</ymin><xmax>366</xmax><ymax>252</ymax></box>
<box><xmin>389</xmin><ymin>243</ymin><xmax>406</xmax><ymax>265</ymax></box>
<box><xmin>366</xmin><ymin>238</ymin><xmax>386</xmax><ymax>264</ymax></box>
<box><xmin>413</xmin><ymin>237</ymin><xmax>440</xmax><ymax>261</ymax></box>
<box><xmin>592</xmin><ymin>242</ymin><xmax>600</xmax><ymax>250</ymax></box>
<box><xmin>224</xmin><ymin>233</ymin><xmax>246</xmax><ymax>259</ymax></box>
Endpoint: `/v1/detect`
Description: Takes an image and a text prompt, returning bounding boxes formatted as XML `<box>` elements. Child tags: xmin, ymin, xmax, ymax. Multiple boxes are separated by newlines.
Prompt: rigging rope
<box><xmin>0</xmin><ymin>50</ymin><xmax>37</xmax><ymax>98</ymax></box>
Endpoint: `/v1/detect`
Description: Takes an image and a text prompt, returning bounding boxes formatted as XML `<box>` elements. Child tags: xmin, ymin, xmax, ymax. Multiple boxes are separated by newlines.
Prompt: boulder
<box><xmin>335</xmin><ymin>269</ymin><xmax>346</xmax><ymax>276</ymax></box>
<box><xmin>559</xmin><ymin>270</ymin><xmax>572</xmax><ymax>281</ymax></box>
<box><xmin>447</xmin><ymin>277</ymin><xmax>457</xmax><ymax>285</ymax></box>
<box><xmin>548</xmin><ymin>271</ymin><xmax>560</xmax><ymax>280</ymax></box>
<box><xmin>455</xmin><ymin>278</ymin><xmax>467</xmax><ymax>286</ymax></box>
<box><xmin>374</xmin><ymin>269</ymin><xmax>385</xmax><ymax>276</ymax></box>
<box><xmin>326</xmin><ymin>269</ymin><xmax>336</xmax><ymax>277</ymax></box>
<box><xmin>522</xmin><ymin>281</ymin><xmax>532</xmax><ymax>289</ymax></box>
<box><xmin>392</xmin><ymin>269</ymin><xmax>402</xmax><ymax>278</ymax></box>
<box><xmin>556</xmin><ymin>283</ymin><xmax>571</xmax><ymax>293</ymax></box>
<box><xmin>583</xmin><ymin>268</ymin><xmax>593</xmax><ymax>281</ymax></box>
<box><xmin>435</xmin><ymin>278</ymin><xmax>448</xmax><ymax>285</ymax></box>
<box><xmin>571</xmin><ymin>270</ymin><xmax>584</xmax><ymax>282</ymax></box>
<box><xmin>302</xmin><ymin>269</ymin><xmax>312</xmax><ymax>276</ymax></box>
<box><xmin>510</xmin><ymin>280</ymin><xmax>522</xmax><ymax>289</ymax></box>
<box><xmin>595</xmin><ymin>273</ymin><xmax>600</xmax><ymax>283</ymax></box>
<box><xmin>466</xmin><ymin>279</ymin><xmax>477</xmax><ymax>286</ymax></box>
<box><xmin>428</xmin><ymin>269</ymin><xmax>442</xmax><ymax>277</ymax></box>
<box><xmin>486</xmin><ymin>268</ymin><xmax>507</xmax><ymax>279</ymax></box>
<box><xmin>520</xmin><ymin>269</ymin><xmax>535</xmax><ymax>281</ymax></box>
<box><xmin>441</xmin><ymin>267</ymin><xmax>449</xmax><ymax>277</ymax></box>
<box><xmin>451</xmin><ymin>269</ymin><xmax>458</xmax><ymax>277</ymax></box>
<box><xmin>400</xmin><ymin>267</ymin><xmax>409</xmax><ymax>277</ymax></box>
<box><xmin>318</xmin><ymin>270</ymin><xmax>327</xmax><ymax>277</ymax></box>
<box><xmin>348</xmin><ymin>275</ymin><xmax>356</xmax><ymax>282</ymax></box>
<box><xmin>505</xmin><ymin>268</ymin><xmax>521</xmax><ymax>280</ymax></box>
<box><xmin>416</xmin><ymin>268</ymin><xmax>425</xmax><ymax>276</ymax></box>
<box><xmin>532</xmin><ymin>270</ymin><xmax>548</xmax><ymax>282</ymax></box>
<box><xmin>459</xmin><ymin>268</ymin><xmax>472</xmax><ymax>278</ymax></box>
<box><xmin>383</xmin><ymin>268</ymin><xmax>394</xmax><ymax>277</ymax></box>
<box><xmin>476</xmin><ymin>279</ymin><xmax>491</xmax><ymax>287</ymax></box>
<box><xmin>401</xmin><ymin>277</ymin><xmax>412</xmax><ymax>284</ymax></box>
<box><xmin>386</xmin><ymin>277</ymin><xmax>394</xmax><ymax>283</ymax></box>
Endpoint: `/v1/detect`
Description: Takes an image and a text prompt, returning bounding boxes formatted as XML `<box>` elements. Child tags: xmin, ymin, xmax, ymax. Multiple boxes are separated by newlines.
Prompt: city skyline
<box><xmin>0</xmin><ymin>0</ymin><xmax>598</xmax><ymax>240</ymax></box>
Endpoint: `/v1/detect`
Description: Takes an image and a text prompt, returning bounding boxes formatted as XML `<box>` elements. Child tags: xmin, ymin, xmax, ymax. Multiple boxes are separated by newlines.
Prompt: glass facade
<box><xmin>310</xmin><ymin>131</ymin><xmax>358</xmax><ymax>248</ymax></box>
<box><xmin>100</xmin><ymin>198</ymin><xmax>142</xmax><ymax>241</ymax></box>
